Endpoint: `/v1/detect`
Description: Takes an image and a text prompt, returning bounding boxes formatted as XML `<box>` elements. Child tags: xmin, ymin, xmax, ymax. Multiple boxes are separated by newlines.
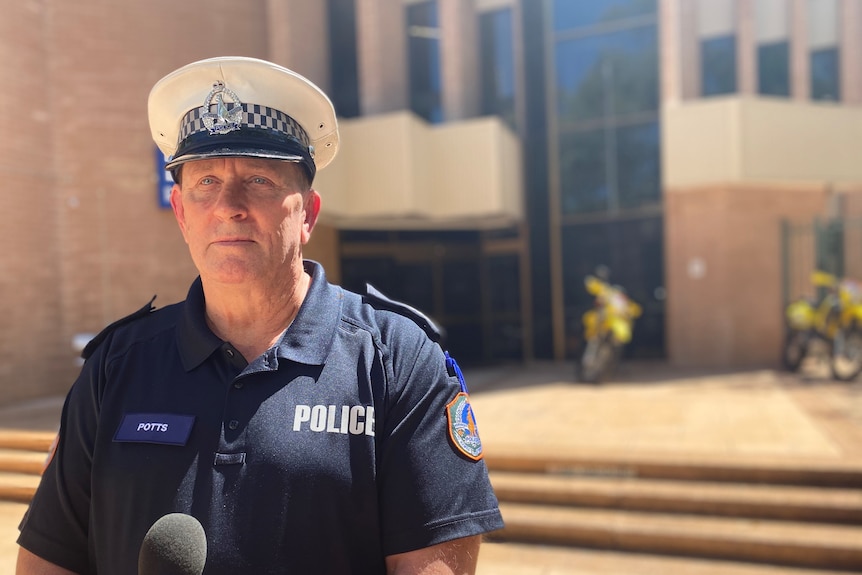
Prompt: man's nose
<box><xmin>213</xmin><ymin>181</ymin><xmax>247</xmax><ymax>220</ymax></box>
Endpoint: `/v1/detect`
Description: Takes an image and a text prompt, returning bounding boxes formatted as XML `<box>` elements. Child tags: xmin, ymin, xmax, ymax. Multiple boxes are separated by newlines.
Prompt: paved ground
<box><xmin>467</xmin><ymin>359</ymin><xmax>862</xmax><ymax>574</ymax></box>
<box><xmin>0</xmin><ymin>358</ymin><xmax>860</xmax><ymax>573</ymax></box>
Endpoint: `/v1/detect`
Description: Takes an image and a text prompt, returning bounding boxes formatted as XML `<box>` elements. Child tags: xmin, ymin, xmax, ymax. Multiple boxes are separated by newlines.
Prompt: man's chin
<box><xmin>200</xmin><ymin>262</ymin><xmax>262</xmax><ymax>286</ymax></box>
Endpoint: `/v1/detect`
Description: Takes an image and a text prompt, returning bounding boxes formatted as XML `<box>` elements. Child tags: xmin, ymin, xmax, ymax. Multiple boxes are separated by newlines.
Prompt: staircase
<box><xmin>485</xmin><ymin>447</ymin><xmax>862</xmax><ymax>572</ymax></box>
<box><xmin>0</xmin><ymin>431</ymin><xmax>54</xmax><ymax>504</ymax></box>
<box><xmin>2</xmin><ymin>431</ymin><xmax>862</xmax><ymax>571</ymax></box>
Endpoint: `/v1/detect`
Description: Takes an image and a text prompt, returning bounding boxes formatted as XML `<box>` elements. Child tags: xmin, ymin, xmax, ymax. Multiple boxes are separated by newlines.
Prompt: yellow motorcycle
<box><xmin>783</xmin><ymin>270</ymin><xmax>862</xmax><ymax>380</ymax></box>
<box><xmin>783</xmin><ymin>271</ymin><xmax>840</xmax><ymax>372</ymax></box>
<box><xmin>577</xmin><ymin>275</ymin><xmax>641</xmax><ymax>383</ymax></box>
<box><xmin>831</xmin><ymin>276</ymin><xmax>862</xmax><ymax>380</ymax></box>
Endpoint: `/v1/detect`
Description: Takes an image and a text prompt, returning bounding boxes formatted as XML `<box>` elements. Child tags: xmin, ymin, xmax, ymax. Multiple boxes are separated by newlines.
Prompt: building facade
<box><xmin>2</xmin><ymin>0</ymin><xmax>862</xmax><ymax>402</ymax></box>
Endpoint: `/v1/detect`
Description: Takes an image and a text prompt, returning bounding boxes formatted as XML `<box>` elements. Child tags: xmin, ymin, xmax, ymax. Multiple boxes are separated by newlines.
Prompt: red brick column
<box><xmin>790</xmin><ymin>0</ymin><xmax>811</xmax><ymax>100</ymax></box>
<box><xmin>439</xmin><ymin>0</ymin><xmax>479</xmax><ymax>120</ymax></box>
<box><xmin>840</xmin><ymin>0</ymin><xmax>862</xmax><ymax>104</ymax></box>
<box><xmin>356</xmin><ymin>0</ymin><xmax>409</xmax><ymax>115</ymax></box>
<box><xmin>266</xmin><ymin>0</ymin><xmax>331</xmax><ymax>92</ymax></box>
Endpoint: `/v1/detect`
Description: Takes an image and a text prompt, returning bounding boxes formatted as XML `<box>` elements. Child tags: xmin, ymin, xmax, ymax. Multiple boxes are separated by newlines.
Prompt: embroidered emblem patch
<box><xmin>446</xmin><ymin>392</ymin><xmax>483</xmax><ymax>461</ymax></box>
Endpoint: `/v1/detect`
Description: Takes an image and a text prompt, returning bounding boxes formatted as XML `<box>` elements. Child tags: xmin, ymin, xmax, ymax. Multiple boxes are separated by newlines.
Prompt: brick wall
<box><xmin>0</xmin><ymin>0</ymin><xmax>66</xmax><ymax>398</ymax></box>
<box><xmin>665</xmin><ymin>182</ymin><xmax>830</xmax><ymax>368</ymax></box>
<box><xmin>0</xmin><ymin>0</ymin><xmax>273</xmax><ymax>402</ymax></box>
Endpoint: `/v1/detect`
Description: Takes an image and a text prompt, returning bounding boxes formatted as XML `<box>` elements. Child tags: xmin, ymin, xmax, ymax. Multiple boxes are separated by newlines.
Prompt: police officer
<box><xmin>17</xmin><ymin>56</ymin><xmax>503</xmax><ymax>575</ymax></box>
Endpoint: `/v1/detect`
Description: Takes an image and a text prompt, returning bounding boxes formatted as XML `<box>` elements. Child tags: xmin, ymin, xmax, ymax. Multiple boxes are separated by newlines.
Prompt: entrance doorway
<box><xmin>561</xmin><ymin>214</ymin><xmax>666</xmax><ymax>359</ymax></box>
<box><xmin>339</xmin><ymin>227</ymin><xmax>532</xmax><ymax>365</ymax></box>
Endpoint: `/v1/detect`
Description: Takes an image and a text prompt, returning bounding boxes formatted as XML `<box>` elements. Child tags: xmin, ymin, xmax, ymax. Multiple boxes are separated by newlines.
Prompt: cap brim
<box><xmin>164</xmin><ymin>148</ymin><xmax>306</xmax><ymax>171</ymax></box>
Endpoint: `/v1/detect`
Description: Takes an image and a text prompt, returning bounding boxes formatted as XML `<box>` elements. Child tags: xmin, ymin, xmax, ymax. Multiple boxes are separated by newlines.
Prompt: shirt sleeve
<box><xmin>18</xmin><ymin>346</ymin><xmax>104</xmax><ymax>574</ymax></box>
<box><xmin>376</xmin><ymin>325</ymin><xmax>504</xmax><ymax>556</ymax></box>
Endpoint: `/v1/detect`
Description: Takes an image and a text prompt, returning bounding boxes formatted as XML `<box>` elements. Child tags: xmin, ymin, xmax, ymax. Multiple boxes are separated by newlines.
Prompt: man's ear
<box><xmin>170</xmin><ymin>184</ymin><xmax>190</xmax><ymax>244</ymax></box>
<box><xmin>301</xmin><ymin>190</ymin><xmax>321</xmax><ymax>245</ymax></box>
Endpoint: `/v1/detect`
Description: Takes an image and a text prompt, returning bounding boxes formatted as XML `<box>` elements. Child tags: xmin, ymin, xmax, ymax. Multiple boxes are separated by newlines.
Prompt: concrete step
<box><xmin>0</xmin><ymin>472</ymin><xmax>41</xmax><ymax>504</ymax></box>
<box><xmin>0</xmin><ymin>449</ymin><xmax>47</xmax><ymax>475</ymax></box>
<box><xmin>484</xmin><ymin>446</ymin><xmax>862</xmax><ymax>488</ymax></box>
<box><xmin>0</xmin><ymin>431</ymin><xmax>54</xmax><ymax>453</ymax></box>
<box><xmin>494</xmin><ymin>502</ymin><xmax>862</xmax><ymax>572</ymax></box>
<box><xmin>477</xmin><ymin>541</ymin><xmax>862</xmax><ymax>575</ymax></box>
<box><xmin>490</xmin><ymin>471</ymin><xmax>862</xmax><ymax>524</ymax></box>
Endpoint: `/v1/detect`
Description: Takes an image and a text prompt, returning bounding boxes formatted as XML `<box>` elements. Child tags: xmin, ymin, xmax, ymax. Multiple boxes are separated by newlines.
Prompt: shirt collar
<box><xmin>176</xmin><ymin>276</ymin><xmax>223</xmax><ymax>372</ymax></box>
<box><xmin>274</xmin><ymin>261</ymin><xmax>343</xmax><ymax>366</ymax></box>
<box><xmin>176</xmin><ymin>261</ymin><xmax>343</xmax><ymax>372</ymax></box>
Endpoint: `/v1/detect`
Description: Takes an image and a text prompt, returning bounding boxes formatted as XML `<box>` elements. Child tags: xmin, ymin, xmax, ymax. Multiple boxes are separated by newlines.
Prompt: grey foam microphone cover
<box><xmin>138</xmin><ymin>513</ymin><xmax>207</xmax><ymax>575</ymax></box>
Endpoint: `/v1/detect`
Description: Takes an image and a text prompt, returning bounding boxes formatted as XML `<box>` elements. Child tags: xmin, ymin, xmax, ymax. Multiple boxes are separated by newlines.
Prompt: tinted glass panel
<box><xmin>398</xmin><ymin>263</ymin><xmax>435</xmax><ymax>313</ymax></box>
<box><xmin>617</xmin><ymin>121</ymin><xmax>660</xmax><ymax>208</ymax></box>
<box><xmin>758</xmin><ymin>41</ymin><xmax>790</xmax><ymax>96</ymax></box>
<box><xmin>701</xmin><ymin>35</ymin><xmax>737</xmax><ymax>96</ymax></box>
<box><xmin>408</xmin><ymin>1</ymin><xmax>443</xmax><ymax>122</ymax></box>
<box><xmin>480</xmin><ymin>8</ymin><xmax>516</xmax><ymax>128</ymax></box>
<box><xmin>811</xmin><ymin>47</ymin><xmax>840</xmax><ymax>101</ymax></box>
<box><xmin>560</xmin><ymin>128</ymin><xmax>608</xmax><ymax>213</ymax></box>
<box><xmin>442</xmin><ymin>260</ymin><xmax>482</xmax><ymax>316</ymax></box>
<box><xmin>339</xmin><ymin>230</ymin><xmax>391</xmax><ymax>242</ymax></box>
<box><xmin>489</xmin><ymin>319</ymin><xmax>524</xmax><ymax>360</ymax></box>
<box><xmin>328</xmin><ymin>0</ymin><xmax>360</xmax><ymax>117</ymax></box>
<box><xmin>553</xmin><ymin>0</ymin><xmax>656</xmax><ymax>30</ymax></box>
<box><xmin>487</xmin><ymin>254</ymin><xmax>520</xmax><ymax>313</ymax></box>
<box><xmin>556</xmin><ymin>26</ymin><xmax>658</xmax><ymax>122</ymax></box>
<box><xmin>445</xmin><ymin>323</ymin><xmax>484</xmax><ymax>364</ymax></box>
<box><xmin>341</xmin><ymin>258</ymin><xmax>394</xmax><ymax>295</ymax></box>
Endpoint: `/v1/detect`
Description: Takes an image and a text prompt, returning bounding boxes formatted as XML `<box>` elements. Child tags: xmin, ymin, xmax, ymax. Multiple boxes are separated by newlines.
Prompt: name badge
<box><xmin>114</xmin><ymin>413</ymin><xmax>195</xmax><ymax>446</ymax></box>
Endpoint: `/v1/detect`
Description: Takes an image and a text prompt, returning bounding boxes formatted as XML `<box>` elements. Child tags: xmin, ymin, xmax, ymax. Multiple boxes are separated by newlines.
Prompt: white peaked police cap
<box><xmin>148</xmin><ymin>56</ymin><xmax>339</xmax><ymax>181</ymax></box>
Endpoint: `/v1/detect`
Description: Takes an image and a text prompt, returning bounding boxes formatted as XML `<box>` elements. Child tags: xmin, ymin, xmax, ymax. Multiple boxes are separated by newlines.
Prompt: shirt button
<box><xmin>228</xmin><ymin>420</ymin><xmax>239</xmax><ymax>430</ymax></box>
<box><xmin>225</xmin><ymin>348</ymin><xmax>235</xmax><ymax>358</ymax></box>
<box><xmin>233</xmin><ymin>381</ymin><xmax>244</xmax><ymax>389</ymax></box>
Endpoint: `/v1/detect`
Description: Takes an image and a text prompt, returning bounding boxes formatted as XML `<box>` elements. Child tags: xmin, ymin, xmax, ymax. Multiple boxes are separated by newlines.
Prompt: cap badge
<box><xmin>201</xmin><ymin>81</ymin><xmax>243</xmax><ymax>135</ymax></box>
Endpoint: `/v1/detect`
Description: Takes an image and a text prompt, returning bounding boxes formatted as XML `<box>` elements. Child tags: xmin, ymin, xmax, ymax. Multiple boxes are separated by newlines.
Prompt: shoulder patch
<box><xmin>446</xmin><ymin>392</ymin><xmax>483</xmax><ymax>461</ymax></box>
<box><xmin>363</xmin><ymin>284</ymin><xmax>446</xmax><ymax>344</ymax></box>
<box><xmin>444</xmin><ymin>352</ymin><xmax>483</xmax><ymax>460</ymax></box>
<box><xmin>81</xmin><ymin>296</ymin><xmax>157</xmax><ymax>360</ymax></box>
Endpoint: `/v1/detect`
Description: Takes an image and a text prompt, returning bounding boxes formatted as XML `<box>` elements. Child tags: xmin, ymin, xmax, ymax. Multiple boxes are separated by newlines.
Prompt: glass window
<box><xmin>559</xmin><ymin>121</ymin><xmax>659</xmax><ymax>214</ymax></box>
<box><xmin>808</xmin><ymin>0</ymin><xmax>840</xmax><ymax>101</ymax></box>
<box><xmin>480</xmin><ymin>8</ymin><xmax>516</xmax><ymax>128</ymax></box>
<box><xmin>553</xmin><ymin>0</ymin><xmax>656</xmax><ymax>31</ymax></box>
<box><xmin>407</xmin><ymin>1</ymin><xmax>443</xmax><ymax>123</ymax></box>
<box><xmin>555</xmin><ymin>26</ymin><xmax>658</xmax><ymax>123</ymax></box>
<box><xmin>617</xmin><ymin>121</ymin><xmax>660</xmax><ymax>208</ymax></box>
<box><xmin>560</xmin><ymin>128</ymin><xmax>608</xmax><ymax>213</ymax></box>
<box><xmin>810</xmin><ymin>47</ymin><xmax>840</xmax><ymax>101</ymax></box>
<box><xmin>701</xmin><ymin>35</ymin><xmax>737</xmax><ymax>96</ymax></box>
<box><xmin>758</xmin><ymin>41</ymin><xmax>790</xmax><ymax>96</ymax></box>
<box><xmin>328</xmin><ymin>0</ymin><xmax>360</xmax><ymax>117</ymax></box>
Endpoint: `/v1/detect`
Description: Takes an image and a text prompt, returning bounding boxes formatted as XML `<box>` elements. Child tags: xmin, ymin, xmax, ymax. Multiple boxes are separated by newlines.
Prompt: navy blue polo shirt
<box><xmin>19</xmin><ymin>261</ymin><xmax>503</xmax><ymax>574</ymax></box>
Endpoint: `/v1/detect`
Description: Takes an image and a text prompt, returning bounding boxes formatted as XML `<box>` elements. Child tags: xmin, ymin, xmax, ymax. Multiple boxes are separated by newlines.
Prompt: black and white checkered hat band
<box><xmin>178</xmin><ymin>103</ymin><xmax>310</xmax><ymax>147</ymax></box>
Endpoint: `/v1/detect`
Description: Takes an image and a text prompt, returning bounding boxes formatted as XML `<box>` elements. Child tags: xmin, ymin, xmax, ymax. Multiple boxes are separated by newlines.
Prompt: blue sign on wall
<box><xmin>156</xmin><ymin>148</ymin><xmax>173</xmax><ymax>209</ymax></box>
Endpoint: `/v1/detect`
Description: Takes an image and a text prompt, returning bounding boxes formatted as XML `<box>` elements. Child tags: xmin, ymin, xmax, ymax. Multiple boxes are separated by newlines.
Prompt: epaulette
<box><xmin>81</xmin><ymin>296</ymin><xmax>157</xmax><ymax>360</ymax></box>
<box><xmin>364</xmin><ymin>284</ymin><xmax>446</xmax><ymax>345</ymax></box>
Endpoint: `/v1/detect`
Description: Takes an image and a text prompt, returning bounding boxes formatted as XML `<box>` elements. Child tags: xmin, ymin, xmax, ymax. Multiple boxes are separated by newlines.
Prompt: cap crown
<box><xmin>148</xmin><ymin>56</ymin><xmax>338</xmax><ymax>172</ymax></box>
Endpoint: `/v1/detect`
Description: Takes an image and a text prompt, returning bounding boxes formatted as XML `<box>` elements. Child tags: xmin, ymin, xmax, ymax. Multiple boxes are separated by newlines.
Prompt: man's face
<box><xmin>170</xmin><ymin>157</ymin><xmax>320</xmax><ymax>286</ymax></box>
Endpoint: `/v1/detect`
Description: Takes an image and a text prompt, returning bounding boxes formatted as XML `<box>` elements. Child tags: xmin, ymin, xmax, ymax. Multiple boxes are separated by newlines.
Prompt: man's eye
<box><xmin>251</xmin><ymin>177</ymin><xmax>269</xmax><ymax>185</ymax></box>
<box><xmin>200</xmin><ymin>177</ymin><xmax>215</xmax><ymax>185</ymax></box>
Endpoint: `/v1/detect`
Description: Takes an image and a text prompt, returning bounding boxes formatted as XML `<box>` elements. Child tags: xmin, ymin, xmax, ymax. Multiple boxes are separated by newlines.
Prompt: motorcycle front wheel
<box><xmin>578</xmin><ymin>337</ymin><xmax>616</xmax><ymax>383</ymax></box>
<box><xmin>830</xmin><ymin>328</ymin><xmax>862</xmax><ymax>381</ymax></box>
<box><xmin>782</xmin><ymin>329</ymin><xmax>809</xmax><ymax>372</ymax></box>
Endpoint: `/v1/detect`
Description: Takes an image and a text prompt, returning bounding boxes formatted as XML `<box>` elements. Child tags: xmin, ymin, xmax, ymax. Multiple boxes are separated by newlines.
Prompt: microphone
<box><xmin>138</xmin><ymin>513</ymin><xmax>207</xmax><ymax>575</ymax></box>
